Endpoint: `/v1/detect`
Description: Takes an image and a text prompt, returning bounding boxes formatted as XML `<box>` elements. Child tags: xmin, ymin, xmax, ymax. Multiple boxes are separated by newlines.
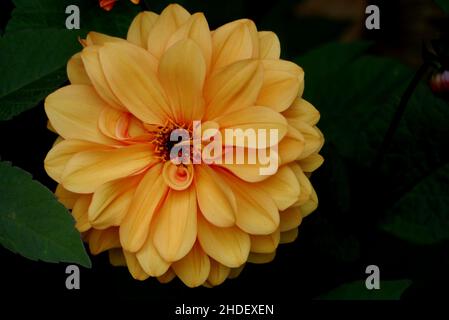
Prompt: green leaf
<box><xmin>297</xmin><ymin>42</ymin><xmax>449</xmax><ymax>245</ymax></box>
<box><xmin>8</xmin><ymin>0</ymin><xmax>140</xmax><ymax>37</ymax></box>
<box><xmin>319</xmin><ymin>279</ymin><xmax>412</xmax><ymax>300</ymax></box>
<box><xmin>0</xmin><ymin>161</ymin><xmax>91</xmax><ymax>267</ymax></box>
<box><xmin>434</xmin><ymin>0</ymin><xmax>449</xmax><ymax>13</ymax></box>
<box><xmin>0</xmin><ymin>29</ymin><xmax>81</xmax><ymax>120</ymax></box>
<box><xmin>0</xmin><ymin>0</ymin><xmax>140</xmax><ymax>120</ymax></box>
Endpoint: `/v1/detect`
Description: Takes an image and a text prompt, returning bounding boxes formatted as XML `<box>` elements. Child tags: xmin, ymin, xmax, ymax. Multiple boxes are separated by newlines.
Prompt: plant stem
<box><xmin>372</xmin><ymin>62</ymin><xmax>431</xmax><ymax>170</ymax></box>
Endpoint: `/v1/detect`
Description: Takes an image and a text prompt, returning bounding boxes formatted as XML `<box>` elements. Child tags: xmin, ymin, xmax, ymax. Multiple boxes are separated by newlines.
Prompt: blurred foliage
<box><xmin>0</xmin><ymin>0</ymin><xmax>448</xmax><ymax>301</ymax></box>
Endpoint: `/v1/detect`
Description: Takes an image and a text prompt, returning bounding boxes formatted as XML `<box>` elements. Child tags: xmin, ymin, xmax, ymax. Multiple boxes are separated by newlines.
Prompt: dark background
<box><xmin>1</xmin><ymin>0</ymin><xmax>448</xmax><ymax>313</ymax></box>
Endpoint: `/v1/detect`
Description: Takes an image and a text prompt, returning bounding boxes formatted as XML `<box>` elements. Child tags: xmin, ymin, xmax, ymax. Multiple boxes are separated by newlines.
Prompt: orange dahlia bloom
<box><xmin>44</xmin><ymin>4</ymin><xmax>324</xmax><ymax>287</ymax></box>
<box><xmin>99</xmin><ymin>0</ymin><xmax>140</xmax><ymax>11</ymax></box>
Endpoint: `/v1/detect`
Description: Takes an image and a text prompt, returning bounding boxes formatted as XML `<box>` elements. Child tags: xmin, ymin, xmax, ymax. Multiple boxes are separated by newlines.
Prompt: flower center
<box><xmin>147</xmin><ymin>120</ymin><xmax>192</xmax><ymax>162</ymax></box>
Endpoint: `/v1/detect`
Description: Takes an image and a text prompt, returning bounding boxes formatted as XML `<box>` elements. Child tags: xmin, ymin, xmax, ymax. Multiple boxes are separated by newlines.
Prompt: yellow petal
<box><xmin>217</xmin><ymin>147</ymin><xmax>279</xmax><ymax>182</ymax></box>
<box><xmin>250</xmin><ymin>228</ymin><xmax>280</xmax><ymax>254</ymax></box>
<box><xmin>86</xmin><ymin>31</ymin><xmax>124</xmax><ymax>46</ymax></box>
<box><xmin>278</xmin><ymin>125</ymin><xmax>305</xmax><ymax>164</ymax></box>
<box><xmin>255</xmin><ymin>165</ymin><xmax>300</xmax><ymax>211</ymax></box>
<box><xmin>291</xmin><ymin>121</ymin><xmax>324</xmax><ymax>159</ymax></box>
<box><xmin>72</xmin><ymin>194</ymin><xmax>92</xmax><ymax>232</ymax></box>
<box><xmin>207</xmin><ymin>259</ymin><xmax>230</xmax><ymax>287</ymax></box>
<box><xmin>280</xmin><ymin>206</ymin><xmax>302</xmax><ymax>232</ymax></box>
<box><xmin>67</xmin><ymin>53</ymin><xmax>91</xmax><ymax>85</ymax></box>
<box><xmin>211</xmin><ymin>19</ymin><xmax>258</xmax><ymax>70</ymax></box>
<box><xmin>256</xmin><ymin>60</ymin><xmax>304</xmax><ymax>112</ymax></box>
<box><xmin>167</xmin><ymin>13</ymin><xmax>212</xmax><ymax>72</ymax></box>
<box><xmin>221</xmin><ymin>171</ymin><xmax>279</xmax><ymax>235</ymax></box>
<box><xmin>197</xmin><ymin>214</ymin><xmax>250</xmax><ymax>268</ymax></box>
<box><xmin>205</xmin><ymin>59</ymin><xmax>263</xmax><ymax>120</ymax></box>
<box><xmin>158</xmin><ymin>39</ymin><xmax>206</xmax><ymax>122</ymax></box>
<box><xmin>282</xmin><ymin>97</ymin><xmax>320</xmax><ymax>126</ymax></box>
<box><xmin>228</xmin><ymin>265</ymin><xmax>245</xmax><ymax>279</ymax></box>
<box><xmin>88</xmin><ymin>176</ymin><xmax>140</xmax><ymax>229</ymax></box>
<box><xmin>247</xmin><ymin>251</ymin><xmax>276</xmax><ymax>264</ymax></box>
<box><xmin>214</xmin><ymin>106</ymin><xmax>287</xmax><ymax>148</ymax></box>
<box><xmin>147</xmin><ymin>3</ymin><xmax>191</xmax><ymax>59</ymax></box>
<box><xmin>99</xmin><ymin>42</ymin><xmax>170</xmax><ymax>124</ymax></box>
<box><xmin>258</xmin><ymin>31</ymin><xmax>280</xmax><ymax>59</ymax></box>
<box><xmin>45</xmin><ymin>139</ymin><xmax>105</xmax><ymax>183</ymax></box>
<box><xmin>124</xmin><ymin>251</ymin><xmax>150</xmax><ymax>280</ymax></box>
<box><xmin>45</xmin><ymin>85</ymin><xmax>116</xmax><ymax>145</ymax></box>
<box><xmin>98</xmin><ymin>107</ymin><xmax>148</xmax><ymax>141</ymax></box>
<box><xmin>88</xmin><ymin>227</ymin><xmax>121</xmax><ymax>255</ymax></box>
<box><xmin>172</xmin><ymin>242</ymin><xmax>210</xmax><ymax>288</ymax></box>
<box><xmin>55</xmin><ymin>184</ymin><xmax>78</xmax><ymax>209</ymax></box>
<box><xmin>298</xmin><ymin>153</ymin><xmax>324</xmax><ymax>172</ymax></box>
<box><xmin>120</xmin><ymin>163</ymin><xmax>167</xmax><ymax>252</ymax></box>
<box><xmin>152</xmin><ymin>187</ymin><xmax>197</xmax><ymax>262</ymax></box>
<box><xmin>61</xmin><ymin>144</ymin><xmax>155</xmax><ymax>193</ymax></box>
<box><xmin>300</xmin><ymin>186</ymin><xmax>318</xmax><ymax>217</ymax></box>
<box><xmin>195</xmin><ymin>165</ymin><xmax>236</xmax><ymax>227</ymax></box>
<box><xmin>290</xmin><ymin>162</ymin><xmax>313</xmax><ymax>206</ymax></box>
<box><xmin>109</xmin><ymin>248</ymin><xmax>126</xmax><ymax>266</ymax></box>
<box><xmin>136</xmin><ymin>230</ymin><xmax>170</xmax><ymax>277</ymax></box>
<box><xmin>81</xmin><ymin>46</ymin><xmax>125</xmax><ymax>111</ymax></box>
<box><xmin>280</xmin><ymin>228</ymin><xmax>298</xmax><ymax>244</ymax></box>
<box><xmin>157</xmin><ymin>269</ymin><xmax>176</xmax><ymax>283</ymax></box>
<box><xmin>127</xmin><ymin>11</ymin><xmax>158</xmax><ymax>49</ymax></box>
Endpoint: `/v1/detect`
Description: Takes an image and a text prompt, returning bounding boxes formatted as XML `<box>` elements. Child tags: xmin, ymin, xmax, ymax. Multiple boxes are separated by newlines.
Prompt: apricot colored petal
<box><xmin>55</xmin><ymin>184</ymin><xmax>78</xmax><ymax>210</ymax></box>
<box><xmin>45</xmin><ymin>85</ymin><xmax>116</xmax><ymax>144</ymax></box>
<box><xmin>282</xmin><ymin>97</ymin><xmax>320</xmax><ymax>126</ymax></box>
<box><xmin>197</xmin><ymin>214</ymin><xmax>250</xmax><ymax>268</ymax></box>
<box><xmin>136</xmin><ymin>231</ymin><xmax>170</xmax><ymax>277</ymax></box>
<box><xmin>280</xmin><ymin>228</ymin><xmax>298</xmax><ymax>244</ymax></box>
<box><xmin>250</xmin><ymin>229</ymin><xmax>280</xmax><ymax>254</ymax></box>
<box><xmin>120</xmin><ymin>163</ymin><xmax>168</xmax><ymax>252</ymax></box>
<box><xmin>86</xmin><ymin>31</ymin><xmax>124</xmax><ymax>46</ymax></box>
<box><xmin>211</xmin><ymin>19</ymin><xmax>258</xmax><ymax>70</ymax></box>
<box><xmin>205</xmin><ymin>59</ymin><xmax>263</xmax><ymax>119</ymax></box>
<box><xmin>256</xmin><ymin>60</ymin><xmax>304</xmax><ymax>112</ymax></box>
<box><xmin>280</xmin><ymin>206</ymin><xmax>302</xmax><ymax>232</ymax></box>
<box><xmin>255</xmin><ymin>165</ymin><xmax>300</xmax><ymax>211</ymax></box>
<box><xmin>167</xmin><ymin>13</ymin><xmax>212</xmax><ymax>72</ymax></box>
<box><xmin>278</xmin><ymin>125</ymin><xmax>305</xmax><ymax>165</ymax></box>
<box><xmin>72</xmin><ymin>194</ymin><xmax>92</xmax><ymax>232</ymax></box>
<box><xmin>300</xmin><ymin>186</ymin><xmax>318</xmax><ymax>217</ymax></box>
<box><xmin>247</xmin><ymin>252</ymin><xmax>276</xmax><ymax>264</ymax></box>
<box><xmin>195</xmin><ymin>165</ymin><xmax>236</xmax><ymax>227</ymax></box>
<box><xmin>258</xmin><ymin>31</ymin><xmax>280</xmax><ymax>59</ymax></box>
<box><xmin>298</xmin><ymin>153</ymin><xmax>324</xmax><ymax>172</ymax></box>
<box><xmin>98</xmin><ymin>107</ymin><xmax>147</xmax><ymax>141</ymax></box>
<box><xmin>81</xmin><ymin>46</ymin><xmax>125</xmax><ymax>110</ymax></box>
<box><xmin>220</xmin><ymin>170</ymin><xmax>279</xmax><ymax>235</ymax></box>
<box><xmin>289</xmin><ymin>162</ymin><xmax>313</xmax><ymax>206</ymax></box>
<box><xmin>172</xmin><ymin>242</ymin><xmax>210</xmax><ymax>288</ymax></box>
<box><xmin>67</xmin><ymin>53</ymin><xmax>91</xmax><ymax>85</ymax></box>
<box><xmin>127</xmin><ymin>11</ymin><xmax>158</xmax><ymax>48</ymax></box>
<box><xmin>214</xmin><ymin>106</ymin><xmax>287</xmax><ymax>148</ymax></box>
<box><xmin>124</xmin><ymin>251</ymin><xmax>150</xmax><ymax>280</ymax></box>
<box><xmin>61</xmin><ymin>144</ymin><xmax>155</xmax><ymax>193</ymax></box>
<box><xmin>88</xmin><ymin>227</ymin><xmax>121</xmax><ymax>255</ymax></box>
<box><xmin>147</xmin><ymin>4</ymin><xmax>191</xmax><ymax>59</ymax></box>
<box><xmin>153</xmin><ymin>187</ymin><xmax>197</xmax><ymax>262</ymax></box>
<box><xmin>207</xmin><ymin>259</ymin><xmax>230</xmax><ymax>287</ymax></box>
<box><xmin>88</xmin><ymin>176</ymin><xmax>140</xmax><ymax>229</ymax></box>
<box><xmin>157</xmin><ymin>269</ymin><xmax>176</xmax><ymax>283</ymax></box>
<box><xmin>159</xmin><ymin>39</ymin><xmax>206</xmax><ymax>122</ymax></box>
<box><xmin>99</xmin><ymin>42</ymin><xmax>170</xmax><ymax>124</ymax></box>
<box><xmin>45</xmin><ymin>139</ymin><xmax>106</xmax><ymax>183</ymax></box>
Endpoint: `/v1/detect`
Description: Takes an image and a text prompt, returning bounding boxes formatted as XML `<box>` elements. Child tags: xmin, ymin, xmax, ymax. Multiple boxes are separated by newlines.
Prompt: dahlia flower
<box><xmin>44</xmin><ymin>3</ymin><xmax>324</xmax><ymax>287</ymax></box>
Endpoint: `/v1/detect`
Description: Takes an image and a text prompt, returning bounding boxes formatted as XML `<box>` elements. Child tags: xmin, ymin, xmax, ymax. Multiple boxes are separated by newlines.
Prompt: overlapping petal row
<box><xmin>44</xmin><ymin>4</ymin><xmax>324</xmax><ymax>287</ymax></box>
